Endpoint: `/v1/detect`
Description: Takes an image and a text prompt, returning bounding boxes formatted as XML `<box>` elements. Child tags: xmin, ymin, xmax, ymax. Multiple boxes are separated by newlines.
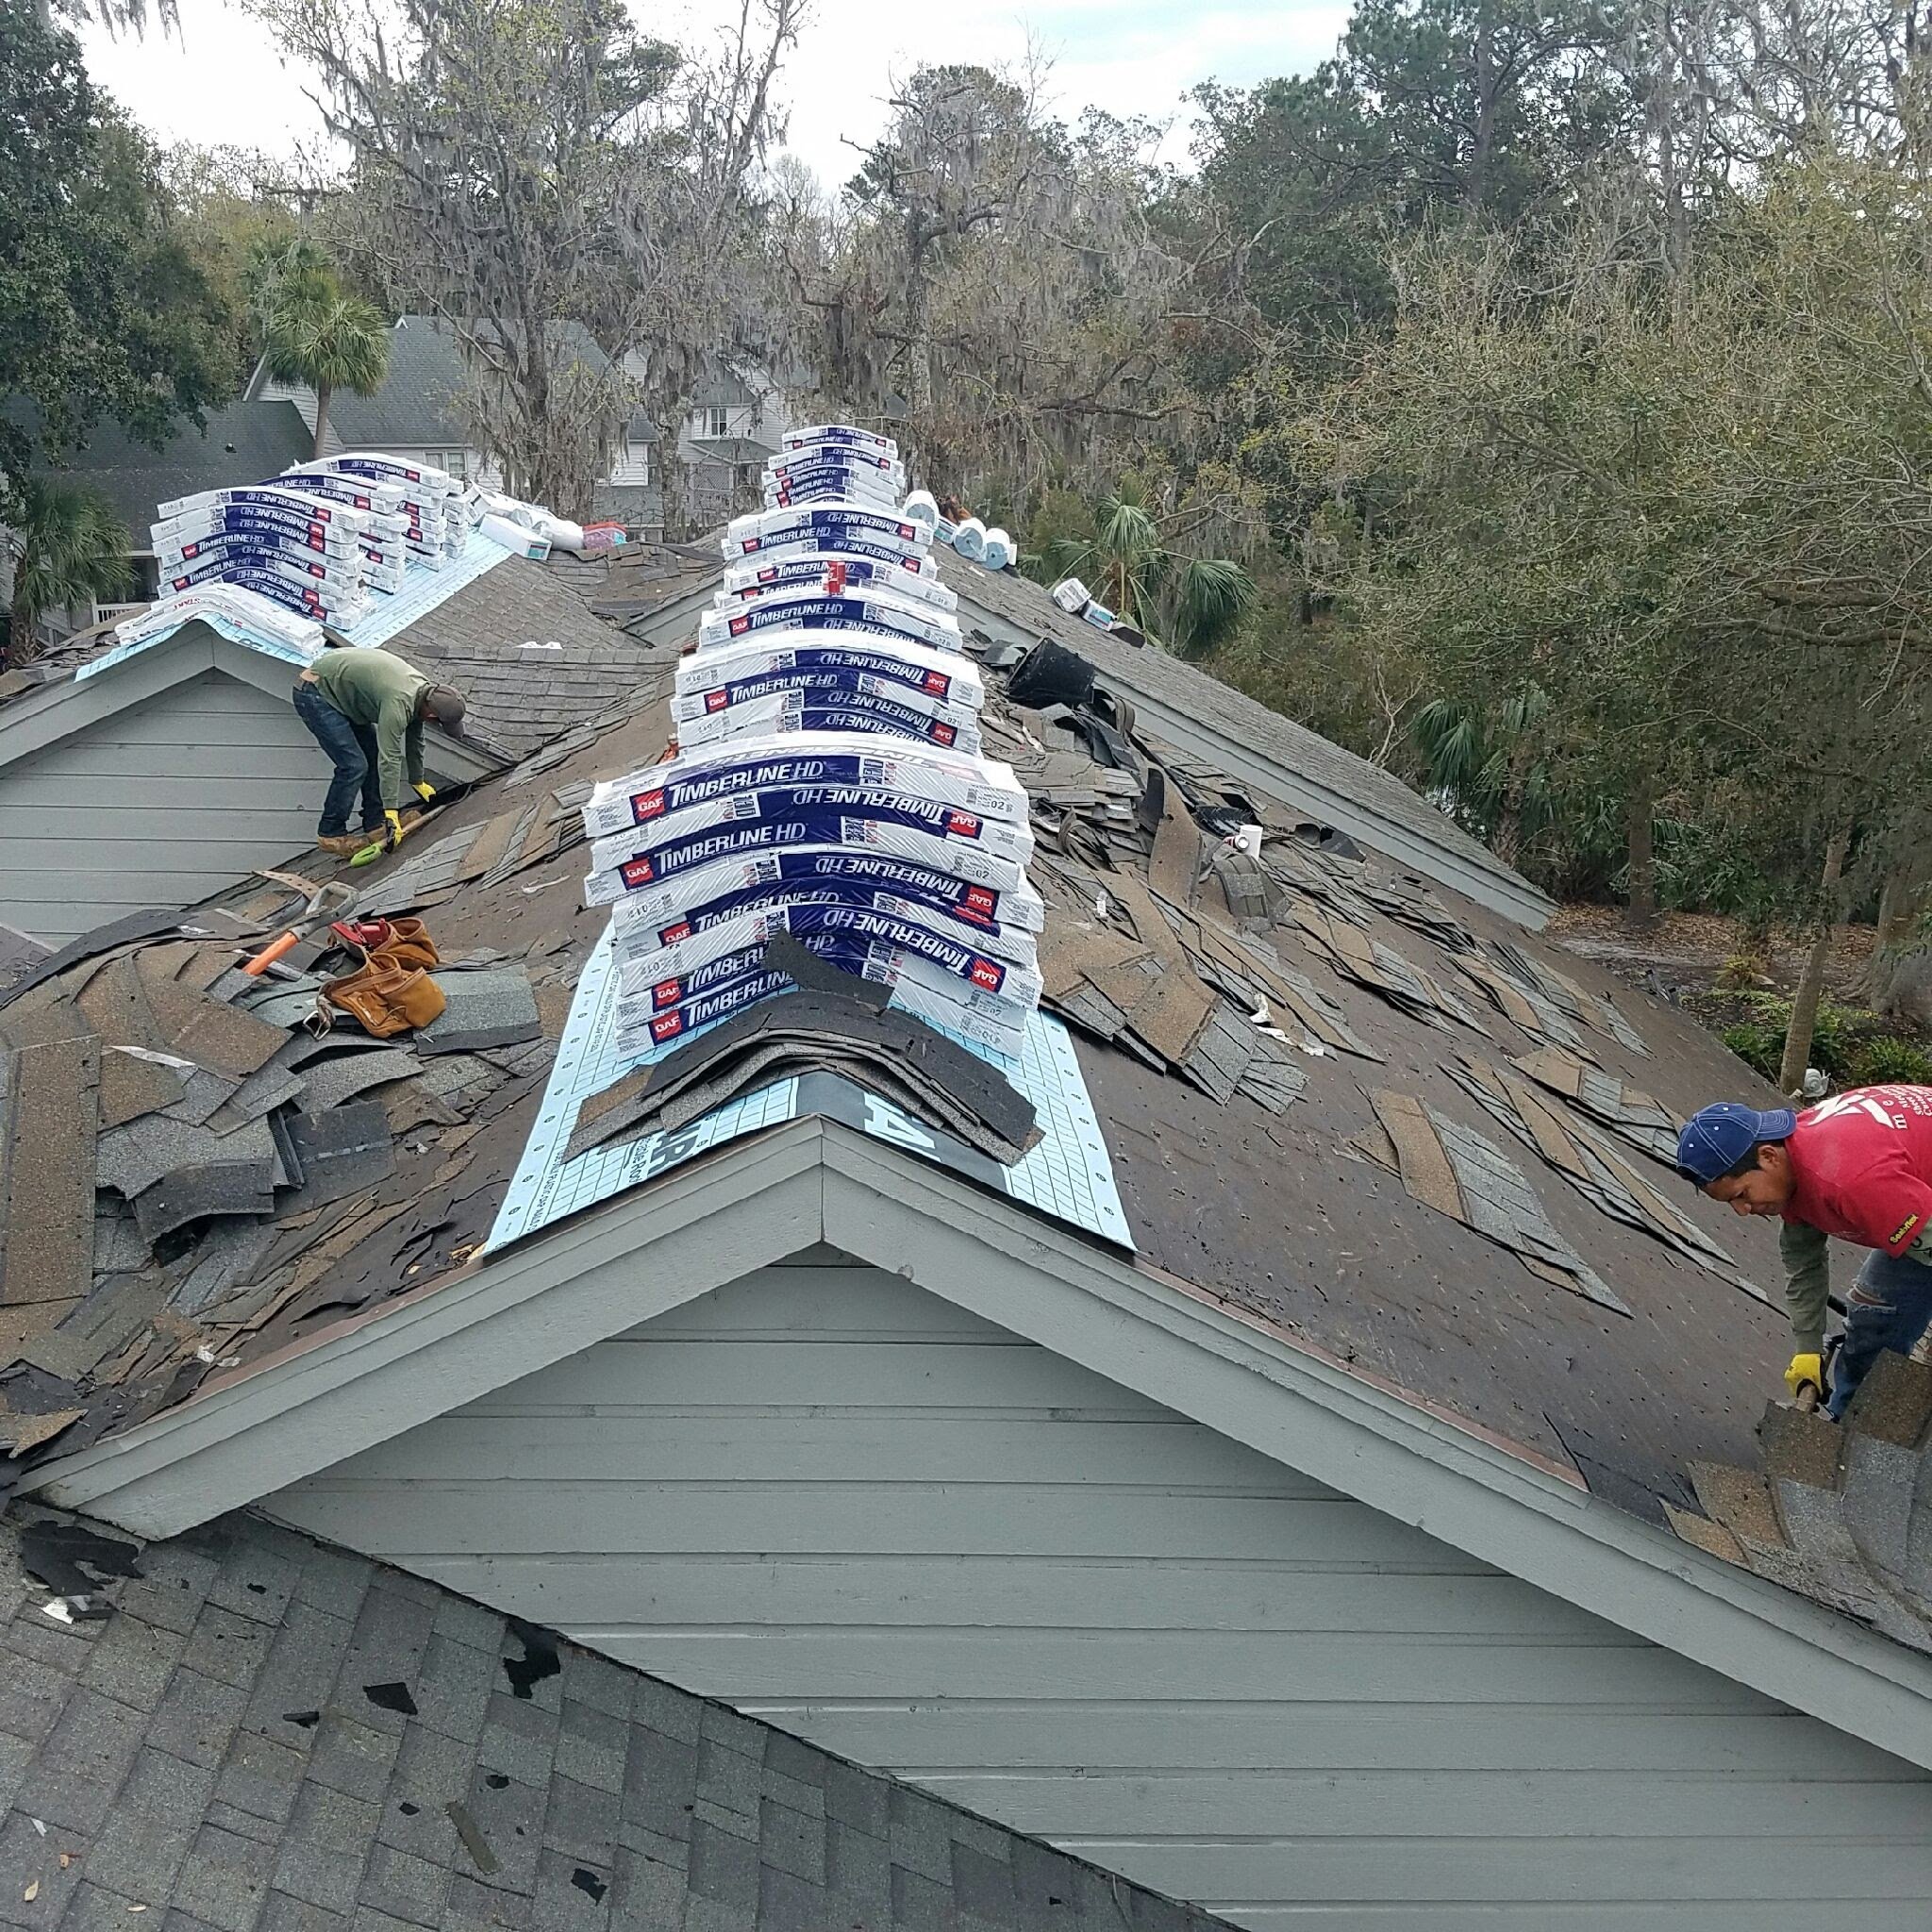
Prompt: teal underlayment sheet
<box><xmin>486</xmin><ymin>923</ymin><xmax>1133</xmax><ymax>1253</ymax></box>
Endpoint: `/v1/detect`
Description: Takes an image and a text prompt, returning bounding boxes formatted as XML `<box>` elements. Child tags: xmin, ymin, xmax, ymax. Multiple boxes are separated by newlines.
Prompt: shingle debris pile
<box><xmin>0</xmin><ymin>858</ymin><xmax>563</xmax><ymax>1484</ymax></box>
<box><xmin>1670</xmin><ymin>1354</ymin><xmax>1932</xmax><ymax>1649</ymax></box>
<box><xmin>0</xmin><ymin>1503</ymin><xmax>1232</xmax><ymax>1932</ymax></box>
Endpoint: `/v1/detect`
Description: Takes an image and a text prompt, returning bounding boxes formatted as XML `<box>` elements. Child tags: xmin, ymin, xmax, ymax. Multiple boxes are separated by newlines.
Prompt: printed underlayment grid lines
<box><xmin>76</xmin><ymin>529</ymin><xmax>512</xmax><ymax>680</ymax></box>
<box><xmin>486</xmin><ymin>923</ymin><xmax>1133</xmax><ymax>1252</ymax></box>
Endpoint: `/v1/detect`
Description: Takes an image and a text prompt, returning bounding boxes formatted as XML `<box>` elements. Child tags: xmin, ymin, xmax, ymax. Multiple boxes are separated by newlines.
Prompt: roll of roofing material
<box><xmin>717</xmin><ymin>553</ymin><xmax>958</xmax><ymax>612</ymax></box>
<box><xmin>902</xmin><ymin>490</ymin><xmax>940</xmax><ymax>529</ymax></box>
<box><xmin>582</xmin><ymin>731</ymin><xmax>1027</xmax><ymax>841</ymax></box>
<box><xmin>980</xmin><ymin>526</ymin><xmax>1015</xmax><ymax>570</ymax></box>
<box><xmin>697</xmin><ymin>589</ymin><xmax>963</xmax><ymax>656</ymax></box>
<box><xmin>480</xmin><ymin>513</ymin><xmax>551</xmax><ymax>558</ymax></box>
<box><xmin>951</xmin><ymin>517</ymin><xmax>987</xmax><ymax>561</ymax></box>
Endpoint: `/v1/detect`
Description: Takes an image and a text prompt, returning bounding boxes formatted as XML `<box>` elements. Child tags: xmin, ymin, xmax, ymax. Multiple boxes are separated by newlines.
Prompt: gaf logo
<box><xmin>652</xmin><ymin>976</ymin><xmax>685</xmax><ymax>1008</ymax></box>
<box><xmin>945</xmin><ymin>810</ymin><xmax>982</xmax><ymax>838</ymax></box>
<box><xmin>729</xmin><ymin>616</ymin><xmax>750</xmax><ymax>635</ymax></box>
<box><xmin>651</xmin><ymin>1011</ymin><xmax>685</xmax><ymax>1041</ymax></box>
<box><xmin>758</xmin><ymin>567</ymin><xmax>777</xmax><ymax>581</ymax></box>
<box><xmin>743</xmin><ymin>537</ymin><xmax>762</xmax><ymax>552</ymax></box>
<box><xmin>183</xmin><ymin>541</ymin><xmax>201</xmax><ymax>558</ymax></box>
<box><xmin>897</xmin><ymin>523</ymin><xmax>915</xmax><ymax>538</ymax></box>
<box><xmin>704</xmin><ymin>690</ymin><xmax>729</xmax><ymax>713</ymax></box>
<box><xmin>970</xmin><ymin>957</ymin><xmax>1005</xmax><ymax>991</ymax></box>
<box><xmin>352</xmin><ymin>495</ymin><xmax>370</xmax><ymax>509</ymax></box>
<box><xmin>923</xmin><ymin>671</ymin><xmax>949</xmax><ymax>695</ymax></box>
<box><xmin>933</xmin><ymin>723</ymin><xmax>957</xmax><ymax>746</ymax></box>
<box><xmin>631</xmin><ymin>790</ymin><xmax>667</xmax><ymax>823</ymax></box>
<box><xmin>964</xmin><ymin>885</ymin><xmax>997</xmax><ymax>916</ymax></box>
<box><xmin>659</xmin><ymin>920</ymin><xmax>692</xmax><ymax>944</ymax></box>
<box><xmin>621</xmin><ymin>855</ymin><xmax>656</xmax><ymax>886</ymax></box>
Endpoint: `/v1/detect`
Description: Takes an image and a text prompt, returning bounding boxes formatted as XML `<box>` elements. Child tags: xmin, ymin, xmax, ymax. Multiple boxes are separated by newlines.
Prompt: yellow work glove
<box><xmin>384</xmin><ymin>809</ymin><xmax>405</xmax><ymax>850</ymax></box>
<box><xmin>413</xmin><ymin>781</ymin><xmax>436</xmax><ymax>802</ymax></box>
<box><xmin>1785</xmin><ymin>1351</ymin><xmax>1827</xmax><ymax>1404</ymax></box>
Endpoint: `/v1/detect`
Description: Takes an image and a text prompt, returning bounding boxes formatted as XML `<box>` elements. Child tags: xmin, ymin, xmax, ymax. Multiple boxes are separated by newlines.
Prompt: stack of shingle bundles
<box><xmin>761</xmin><ymin>440</ymin><xmax>906</xmax><ymax>512</ymax></box>
<box><xmin>108</xmin><ymin>581</ymin><xmax>325</xmax><ymax>657</ymax></box>
<box><xmin>577</xmin><ymin>423</ymin><xmax>1049</xmax><ymax>1058</ymax></box>
<box><xmin>150</xmin><ymin>485</ymin><xmax>371</xmax><ymax>625</ymax></box>
<box><xmin>294</xmin><ymin>453</ymin><xmax>467</xmax><ymax>567</ymax></box>
<box><xmin>583</xmin><ymin>731</ymin><xmax>1041</xmax><ymax>1057</ymax></box>
<box><xmin>277</xmin><ymin>467</ymin><xmax>417</xmax><ymax>591</ymax></box>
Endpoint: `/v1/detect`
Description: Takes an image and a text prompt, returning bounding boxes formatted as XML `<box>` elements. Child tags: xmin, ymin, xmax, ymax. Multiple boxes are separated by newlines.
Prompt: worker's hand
<box><xmin>384</xmin><ymin>809</ymin><xmax>405</xmax><ymax>850</ymax></box>
<box><xmin>413</xmin><ymin>781</ymin><xmax>436</xmax><ymax>803</ymax></box>
<box><xmin>1785</xmin><ymin>1351</ymin><xmax>1828</xmax><ymax>1404</ymax></box>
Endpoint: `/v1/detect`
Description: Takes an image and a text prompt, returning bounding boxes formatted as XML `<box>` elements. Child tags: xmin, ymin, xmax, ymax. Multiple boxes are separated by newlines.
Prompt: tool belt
<box><xmin>315</xmin><ymin>920</ymin><xmax>444</xmax><ymax>1038</ymax></box>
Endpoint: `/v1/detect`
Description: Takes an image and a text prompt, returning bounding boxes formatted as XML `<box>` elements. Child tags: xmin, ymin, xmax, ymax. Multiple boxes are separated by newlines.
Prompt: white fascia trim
<box><xmin>25</xmin><ymin>1117</ymin><xmax>1932</xmax><ymax>1767</ymax></box>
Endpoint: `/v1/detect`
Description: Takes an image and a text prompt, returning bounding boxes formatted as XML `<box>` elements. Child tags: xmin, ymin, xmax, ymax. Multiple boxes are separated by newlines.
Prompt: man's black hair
<box><xmin>1720</xmin><ymin>1136</ymin><xmax>1790</xmax><ymax>1179</ymax></box>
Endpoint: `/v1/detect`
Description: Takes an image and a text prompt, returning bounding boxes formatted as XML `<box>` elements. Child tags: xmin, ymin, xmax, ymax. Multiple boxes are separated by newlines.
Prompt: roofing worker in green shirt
<box><xmin>293</xmin><ymin>646</ymin><xmax>468</xmax><ymax>857</ymax></box>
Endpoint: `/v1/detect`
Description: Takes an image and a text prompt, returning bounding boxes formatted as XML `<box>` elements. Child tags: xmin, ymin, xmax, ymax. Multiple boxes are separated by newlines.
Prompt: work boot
<box><xmin>315</xmin><ymin>831</ymin><xmax>363</xmax><ymax>857</ymax></box>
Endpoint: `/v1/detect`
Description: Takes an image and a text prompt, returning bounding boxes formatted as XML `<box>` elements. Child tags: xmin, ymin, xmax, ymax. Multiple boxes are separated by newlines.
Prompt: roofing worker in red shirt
<box><xmin>1677</xmin><ymin>1087</ymin><xmax>1932</xmax><ymax>1417</ymax></box>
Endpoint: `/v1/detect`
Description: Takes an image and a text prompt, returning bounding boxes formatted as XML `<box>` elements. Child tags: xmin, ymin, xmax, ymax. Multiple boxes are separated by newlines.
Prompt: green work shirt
<box><xmin>307</xmin><ymin>647</ymin><xmax>430</xmax><ymax>811</ymax></box>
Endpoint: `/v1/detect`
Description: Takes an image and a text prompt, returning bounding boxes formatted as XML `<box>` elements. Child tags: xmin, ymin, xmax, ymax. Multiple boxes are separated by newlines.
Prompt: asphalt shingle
<box><xmin>2</xmin><ymin>1506</ymin><xmax>1227</xmax><ymax>1932</ymax></box>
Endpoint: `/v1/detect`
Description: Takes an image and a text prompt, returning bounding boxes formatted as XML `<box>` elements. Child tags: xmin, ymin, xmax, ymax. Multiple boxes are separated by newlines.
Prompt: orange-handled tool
<box><xmin>242</xmin><ymin>881</ymin><xmax>355</xmax><ymax>975</ymax></box>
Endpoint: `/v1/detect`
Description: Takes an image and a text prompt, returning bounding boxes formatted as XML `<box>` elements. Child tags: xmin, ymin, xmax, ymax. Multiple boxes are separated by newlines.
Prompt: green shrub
<box><xmin>1845</xmin><ymin>1036</ymin><xmax>1932</xmax><ymax>1086</ymax></box>
<box><xmin>1723</xmin><ymin>1022</ymin><xmax>1782</xmax><ymax>1081</ymax></box>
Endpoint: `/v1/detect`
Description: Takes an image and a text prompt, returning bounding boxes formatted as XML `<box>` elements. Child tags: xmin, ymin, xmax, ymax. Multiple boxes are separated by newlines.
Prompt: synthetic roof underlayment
<box><xmin>11</xmin><ymin>534</ymin><xmax>1932</xmax><ymax>1762</ymax></box>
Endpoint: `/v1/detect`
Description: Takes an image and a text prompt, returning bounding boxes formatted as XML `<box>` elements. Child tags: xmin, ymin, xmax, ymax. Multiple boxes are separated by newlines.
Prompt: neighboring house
<box><xmin>8</xmin><ymin>398</ymin><xmax>316</xmax><ymax>641</ymax></box>
<box><xmin>0</xmin><ymin>547</ymin><xmax>668</xmax><ymax>945</ymax></box>
<box><xmin>11</xmin><ymin>559</ymin><xmax>1932</xmax><ymax>1924</ymax></box>
<box><xmin>247</xmin><ymin>316</ymin><xmax>661</xmax><ymax>531</ymax></box>
<box><xmin>675</xmin><ymin>368</ymin><xmax>787</xmax><ymax>527</ymax></box>
<box><xmin>250</xmin><ymin>321</ymin><xmax>799</xmax><ymax>535</ymax></box>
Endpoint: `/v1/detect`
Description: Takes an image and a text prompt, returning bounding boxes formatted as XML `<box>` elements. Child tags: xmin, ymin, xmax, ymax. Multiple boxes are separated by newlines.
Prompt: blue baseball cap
<box><xmin>1675</xmin><ymin>1101</ymin><xmax>1798</xmax><ymax>1186</ymax></box>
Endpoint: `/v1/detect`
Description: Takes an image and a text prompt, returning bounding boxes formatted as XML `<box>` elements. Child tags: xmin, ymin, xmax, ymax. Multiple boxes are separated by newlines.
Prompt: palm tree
<box><xmin>1042</xmin><ymin>478</ymin><xmax>1257</xmax><ymax>657</ymax></box>
<box><xmin>260</xmin><ymin>258</ymin><xmax>391</xmax><ymax>461</ymax></box>
<box><xmin>6</xmin><ymin>480</ymin><xmax>132</xmax><ymax>666</ymax></box>
<box><xmin>1410</xmin><ymin>688</ymin><xmax>1556</xmax><ymax>867</ymax></box>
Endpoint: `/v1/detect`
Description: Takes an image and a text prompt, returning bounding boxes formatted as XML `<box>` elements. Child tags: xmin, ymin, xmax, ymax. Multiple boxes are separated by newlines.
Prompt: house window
<box><xmin>707</xmin><ymin>406</ymin><xmax>729</xmax><ymax>438</ymax></box>
<box><xmin>736</xmin><ymin>463</ymin><xmax>756</xmax><ymax>488</ymax></box>
<box><xmin>429</xmin><ymin>448</ymin><xmax>469</xmax><ymax>480</ymax></box>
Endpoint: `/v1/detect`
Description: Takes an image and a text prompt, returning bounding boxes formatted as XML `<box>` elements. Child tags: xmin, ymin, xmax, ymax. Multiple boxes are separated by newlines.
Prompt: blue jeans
<box><xmin>1827</xmin><ymin>1246</ymin><xmax>1932</xmax><ymax>1418</ymax></box>
<box><xmin>293</xmin><ymin>682</ymin><xmax>382</xmax><ymax>836</ymax></box>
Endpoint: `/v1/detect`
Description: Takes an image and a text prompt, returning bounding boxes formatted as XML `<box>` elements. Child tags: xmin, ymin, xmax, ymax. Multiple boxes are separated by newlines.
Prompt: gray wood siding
<box><xmin>268</xmin><ymin>1255</ymin><xmax>1932</xmax><ymax>1929</ymax></box>
<box><xmin>0</xmin><ymin>670</ymin><xmax>330</xmax><ymax>942</ymax></box>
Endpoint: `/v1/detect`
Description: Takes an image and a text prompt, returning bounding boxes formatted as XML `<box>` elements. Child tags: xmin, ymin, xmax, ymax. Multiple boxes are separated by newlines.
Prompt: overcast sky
<box><xmin>76</xmin><ymin>0</ymin><xmax>1348</xmax><ymax>190</ymax></box>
